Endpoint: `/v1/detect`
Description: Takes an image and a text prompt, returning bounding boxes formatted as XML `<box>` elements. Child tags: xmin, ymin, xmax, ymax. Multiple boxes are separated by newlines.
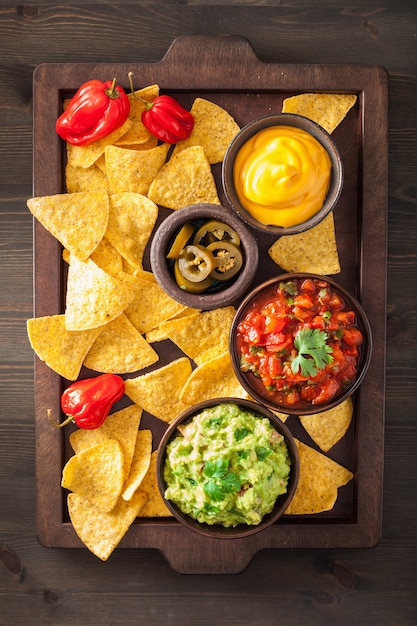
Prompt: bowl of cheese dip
<box><xmin>222</xmin><ymin>113</ymin><xmax>343</xmax><ymax>236</ymax></box>
<box><xmin>157</xmin><ymin>398</ymin><xmax>299</xmax><ymax>538</ymax></box>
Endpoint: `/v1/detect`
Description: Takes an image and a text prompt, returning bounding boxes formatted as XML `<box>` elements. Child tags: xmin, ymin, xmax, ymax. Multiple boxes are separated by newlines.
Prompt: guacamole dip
<box><xmin>163</xmin><ymin>403</ymin><xmax>291</xmax><ymax>527</ymax></box>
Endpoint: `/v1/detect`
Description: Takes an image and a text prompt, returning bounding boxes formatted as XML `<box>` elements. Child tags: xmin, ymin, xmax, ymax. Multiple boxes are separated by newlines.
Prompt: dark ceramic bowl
<box><xmin>156</xmin><ymin>397</ymin><xmax>299</xmax><ymax>539</ymax></box>
<box><xmin>222</xmin><ymin>113</ymin><xmax>343</xmax><ymax>236</ymax></box>
<box><xmin>229</xmin><ymin>273</ymin><xmax>372</xmax><ymax>416</ymax></box>
<box><xmin>150</xmin><ymin>203</ymin><xmax>259</xmax><ymax>310</ymax></box>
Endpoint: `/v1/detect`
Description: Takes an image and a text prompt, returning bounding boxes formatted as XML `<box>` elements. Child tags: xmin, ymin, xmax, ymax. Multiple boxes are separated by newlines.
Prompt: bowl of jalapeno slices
<box><xmin>150</xmin><ymin>203</ymin><xmax>259</xmax><ymax>309</ymax></box>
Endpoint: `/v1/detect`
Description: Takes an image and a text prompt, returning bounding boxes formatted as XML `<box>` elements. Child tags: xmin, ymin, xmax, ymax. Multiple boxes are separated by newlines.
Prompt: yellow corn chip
<box><xmin>67</xmin><ymin>489</ymin><xmax>147</xmax><ymax>560</ymax></box>
<box><xmin>65</xmin><ymin>163</ymin><xmax>109</xmax><ymax>194</ymax></box>
<box><xmin>137</xmin><ymin>451</ymin><xmax>173</xmax><ymax>517</ymax></box>
<box><xmin>70</xmin><ymin>404</ymin><xmax>143</xmax><ymax>482</ymax></box>
<box><xmin>145</xmin><ymin>308</ymin><xmax>200</xmax><ymax>343</ymax></box>
<box><xmin>66</xmin><ymin>118</ymin><xmax>132</xmax><ymax>169</ymax></box>
<box><xmin>83</xmin><ymin>313</ymin><xmax>159</xmax><ymax>374</ymax></box>
<box><xmin>27</xmin><ymin>191</ymin><xmax>109</xmax><ymax>261</ymax></box>
<box><xmin>116</xmin><ymin>85</ymin><xmax>159</xmax><ymax>145</ymax></box>
<box><xmin>284</xmin><ymin>439</ymin><xmax>353</xmax><ymax>514</ymax></box>
<box><xmin>89</xmin><ymin>237</ymin><xmax>123</xmax><ymax>277</ymax></box>
<box><xmin>118</xmin><ymin>271</ymin><xmax>188</xmax><ymax>334</ymax></box>
<box><xmin>179</xmin><ymin>351</ymin><xmax>250</xmax><ymax>404</ymax></box>
<box><xmin>282</xmin><ymin>93</ymin><xmax>357</xmax><ymax>134</ymax></box>
<box><xmin>122</xmin><ymin>429</ymin><xmax>153</xmax><ymax>501</ymax></box>
<box><xmin>124</xmin><ymin>357</ymin><xmax>193</xmax><ymax>423</ymax></box>
<box><xmin>171</xmin><ymin>97</ymin><xmax>240</xmax><ymax>163</ymax></box>
<box><xmin>299</xmin><ymin>398</ymin><xmax>353</xmax><ymax>452</ymax></box>
<box><xmin>147</xmin><ymin>146</ymin><xmax>221</xmax><ymax>210</ymax></box>
<box><xmin>105</xmin><ymin>143</ymin><xmax>170</xmax><ymax>195</ymax></box>
<box><xmin>62</xmin><ymin>439</ymin><xmax>125</xmax><ymax>513</ymax></box>
<box><xmin>105</xmin><ymin>193</ymin><xmax>158</xmax><ymax>270</ymax></box>
<box><xmin>160</xmin><ymin>306</ymin><xmax>235</xmax><ymax>362</ymax></box>
<box><xmin>64</xmin><ymin>257</ymin><xmax>135</xmax><ymax>331</ymax></box>
<box><xmin>268</xmin><ymin>212</ymin><xmax>340</xmax><ymax>275</ymax></box>
<box><xmin>26</xmin><ymin>314</ymin><xmax>102</xmax><ymax>380</ymax></box>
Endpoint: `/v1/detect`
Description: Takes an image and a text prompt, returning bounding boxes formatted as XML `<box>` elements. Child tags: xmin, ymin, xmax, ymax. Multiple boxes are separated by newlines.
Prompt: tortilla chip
<box><xmin>145</xmin><ymin>308</ymin><xmax>200</xmax><ymax>343</ymax></box>
<box><xmin>67</xmin><ymin>490</ymin><xmax>147</xmax><ymax>560</ymax></box>
<box><xmin>116</xmin><ymin>84</ymin><xmax>159</xmax><ymax>145</ymax></box>
<box><xmin>171</xmin><ymin>97</ymin><xmax>240</xmax><ymax>163</ymax></box>
<box><xmin>122</xmin><ymin>429</ymin><xmax>153</xmax><ymax>501</ymax></box>
<box><xmin>89</xmin><ymin>237</ymin><xmax>123</xmax><ymax>277</ymax></box>
<box><xmin>66</xmin><ymin>118</ymin><xmax>132</xmax><ymax>169</ymax></box>
<box><xmin>268</xmin><ymin>212</ymin><xmax>340</xmax><ymax>275</ymax></box>
<box><xmin>27</xmin><ymin>191</ymin><xmax>109</xmax><ymax>261</ymax></box>
<box><xmin>69</xmin><ymin>404</ymin><xmax>143</xmax><ymax>482</ymax></box>
<box><xmin>284</xmin><ymin>439</ymin><xmax>353</xmax><ymax>514</ymax></box>
<box><xmin>299</xmin><ymin>398</ymin><xmax>353</xmax><ymax>452</ymax></box>
<box><xmin>160</xmin><ymin>306</ymin><xmax>235</xmax><ymax>362</ymax></box>
<box><xmin>282</xmin><ymin>93</ymin><xmax>357</xmax><ymax>134</ymax></box>
<box><xmin>105</xmin><ymin>193</ymin><xmax>158</xmax><ymax>270</ymax></box>
<box><xmin>83</xmin><ymin>313</ymin><xmax>159</xmax><ymax>373</ymax></box>
<box><xmin>179</xmin><ymin>351</ymin><xmax>250</xmax><ymax>404</ymax></box>
<box><xmin>65</xmin><ymin>163</ymin><xmax>110</xmax><ymax>194</ymax></box>
<box><xmin>119</xmin><ymin>271</ymin><xmax>188</xmax><ymax>334</ymax></box>
<box><xmin>105</xmin><ymin>143</ymin><xmax>170</xmax><ymax>195</ymax></box>
<box><xmin>26</xmin><ymin>314</ymin><xmax>103</xmax><ymax>381</ymax></box>
<box><xmin>147</xmin><ymin>146</ymin><xmax>221</xmax><ymax>210</ymax></box>
<box><xmin>62</xmin><ymin>439</ymin><xmax>125</xmax><ymax>513</ymax></box>
<box><xmin>124</xmin><ymin>357</ymin><xmax>193</xmax><ymax>423</ymax></box>
<box><xmin>137</xmin><ymin>451</ymin><xmax>173</xmax><ymax>517</ymax></box>
<box><xmin>64</xmin><ymin>257</ymin><xmax>135</xmax><ymax>331</ymax></box>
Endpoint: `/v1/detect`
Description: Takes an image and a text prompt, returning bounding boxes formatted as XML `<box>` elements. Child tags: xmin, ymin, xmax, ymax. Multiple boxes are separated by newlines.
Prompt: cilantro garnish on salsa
<box><xmin>237</xmin><ymin>277</ymin><xmax>364</xmax><ymax>408</ymax></box>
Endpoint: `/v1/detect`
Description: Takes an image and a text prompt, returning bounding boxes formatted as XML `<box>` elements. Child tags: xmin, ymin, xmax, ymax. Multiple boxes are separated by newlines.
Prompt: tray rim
<box><xmin>31</xmin><ymin>35</ymin><xmax>388</xmax><ymax>574</ymax></box>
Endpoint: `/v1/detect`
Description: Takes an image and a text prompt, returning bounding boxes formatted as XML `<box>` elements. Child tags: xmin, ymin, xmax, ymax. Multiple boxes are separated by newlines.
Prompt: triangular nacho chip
<box><xmin>137</xmin><ymin>451</ymin><xmax>173</xmax><ymax>517</ymax></box>
<box><xmin>105</xmin><ymin>193</ymin><xmax>158</xmax><ymax>270</ymax></box>
<box><xmin>268</xmin><ymin>212</ymin><xmax>340</xmax><ymax>275</ymax></box>
<box><xmin>116</xmin><ymin>84</ymin><xmax>159</xmax><ymax>145</ymax></box>
<box><xmin>67</xmin><ymin>489</ymin><xmax>147</xmax><ymax>560</ymax></box>
<box><xmin>26</xmin><ymin>314</ymin><xmax>102</xmax><ymax>380</ymax></box>
<box><xmin>83</xmin><ymin>313</ymin><xmax>159</xmax><ymax>373</ymax></box>
<box><xmin>64</xmin><ymin>257</ymin><xmax>135</xmax><ymax>331</ymax></box>
<box><xmin>124</xmin><ymin>357</ymin><xmax>193</xmax><ymax>423</ymax></box>
<box><xmin>66</xmin><ymin>118</ymin><xmax>132</xmax><ymax>169</ymax></box>
<box><xmin>171</xmin><ymin>97</ymin><xmax>240</xmax><ymax>163</ymax></box>
<box><xmin>147</xmin><ymin>146</ymin><xmax>221</xmax><ymax>209</ymax></box>
<box><xmin>122</xmin><ymin>429</ymin><xmax>153</xmax><ymax>501</ymax></box>
<box><xmin>282</xmin><ymin>93</ymin><xmax>357</xmax><ymax>134</ymax></box>
<box><xmin>299</xmin><ymin>398</ymin><xmax>353</xmax><ymax>452</ymax></box>
<box><xmin>284</xmin><ymin>439</ymin><xmax>353</xmax><ymax>514</ymax></box>
<box><xmin>105</xmin><ymin>143</ymin><xmax>170</xmax><ymax>195</ymax></box>
<box><xmin>27</xmin><ymin>191</ymin><xmax>109</xmax><ymax>261</ymax></box>
<box><xmin>65</xmin><ymin>163</ymin><xmax>110</xmax><ymax>194</ymax></box>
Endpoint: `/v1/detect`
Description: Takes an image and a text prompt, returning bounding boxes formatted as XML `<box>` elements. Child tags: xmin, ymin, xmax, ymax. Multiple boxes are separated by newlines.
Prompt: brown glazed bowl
<box><xmin>150</xmin><ymin>203</ymin><xmax>259</xmax><ymax>310</ymax></box>
<box><xmin>229</xmin><ymin>273</ymin><xmax>372</xmax><ymax>416</ymax></box>
<box><xmin>222</xmin><ymin>113</ymin><xmax>343</xmax><ymax>236</ymax></box>
<box><xmin>156</xmin><ymin>397</ymin><xmax>299</xmax><ymax>539</ymax></box>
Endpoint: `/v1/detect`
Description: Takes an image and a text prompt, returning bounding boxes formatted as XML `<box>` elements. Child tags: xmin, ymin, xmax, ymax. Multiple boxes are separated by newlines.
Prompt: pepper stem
<box><xmin>127</xmin><ymin>71</ymin><xmax>152</xmax><ymax>108</ymax></box>
<box><xmin>47</xmin><ymin>409</ymin><xmax>74</xmax><ymax>429</ymax></box>
<box><xmin>105</xmin><ymin>78</ymin><xmax>121</xmax><ymax>100</ymax></box>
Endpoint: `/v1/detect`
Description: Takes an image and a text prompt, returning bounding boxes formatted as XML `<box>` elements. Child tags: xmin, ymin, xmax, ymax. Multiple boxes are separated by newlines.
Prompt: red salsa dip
<box><xmin>236</xmin><ymin>277</ymin><xmax>364</xmax><ymax>409</ymax></box>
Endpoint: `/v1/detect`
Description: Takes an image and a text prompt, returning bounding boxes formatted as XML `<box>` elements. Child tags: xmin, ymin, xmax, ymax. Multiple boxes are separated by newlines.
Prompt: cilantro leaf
<box><xmin>202</xmin><ymin>458</ymin><xmax>241</xmax><ymax>502</ymax></box>
<box><xmin>234</xmin><ymin>427</ymin><xmax>250</xmax><ymax>441</ymax></box>
<box><xmin>291</xmin><ymin>328</ymin><xmax>333</xmax><ymax>377</ymax></box>
<box><xmin>203</xmin><ymin>458</ymin><xmax>229</xmax><ymax>479</ymax></box>
<box><xmin>203</xmin><ymin>478</ymin><xmax>226</xmax><ymax>502</ymax></box>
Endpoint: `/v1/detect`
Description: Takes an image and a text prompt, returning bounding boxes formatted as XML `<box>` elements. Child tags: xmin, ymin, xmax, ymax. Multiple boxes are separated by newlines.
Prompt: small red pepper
<box><xmin>56</xmin><ymin>78</ymin><xmax>130</xmax><ymax>146</ymax></box>
<box><xmin>50</xmin><ymin>374</ymin><xmax>125</xmax><ymax>430</ymax></box>
<box><xmin>128</xmin><ymin>72</ymin><xmax>194</xmax><ymax>144</ymax></box>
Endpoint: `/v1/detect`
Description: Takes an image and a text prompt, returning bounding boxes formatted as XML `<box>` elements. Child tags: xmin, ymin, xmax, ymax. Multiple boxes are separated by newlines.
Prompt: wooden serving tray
<box><xmin>32</xmin><ymin>35</ymin><xmax>388</xmax><ymax>574</ymax></box>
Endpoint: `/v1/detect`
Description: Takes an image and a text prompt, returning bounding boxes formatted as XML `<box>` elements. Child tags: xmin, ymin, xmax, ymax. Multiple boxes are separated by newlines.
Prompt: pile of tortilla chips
<box><xmin>27</xmin><ymin>87</ymin><xmax>359</xmax><ymax>559</ymax></box>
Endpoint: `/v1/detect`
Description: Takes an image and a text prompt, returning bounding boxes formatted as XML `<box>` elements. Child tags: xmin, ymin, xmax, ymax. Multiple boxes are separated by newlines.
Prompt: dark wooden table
<box><xmin>1</xmin><ymin>2</ymin><xmax>416</xmax><ymax>624</ymax></box>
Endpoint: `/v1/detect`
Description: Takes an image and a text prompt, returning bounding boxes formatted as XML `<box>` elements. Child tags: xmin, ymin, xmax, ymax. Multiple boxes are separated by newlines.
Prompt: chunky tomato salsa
<box><xmin>236</xmin><ymin>277</ymin><xmax>364</xmax><ymax>408</ymax></box>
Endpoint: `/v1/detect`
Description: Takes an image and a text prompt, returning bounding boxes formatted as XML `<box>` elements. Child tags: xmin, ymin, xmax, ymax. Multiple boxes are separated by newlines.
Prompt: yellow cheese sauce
<box><xmin>233</xmin><ymin>125</ymin><xmax>332</xmax><ymax>227</ymax></box>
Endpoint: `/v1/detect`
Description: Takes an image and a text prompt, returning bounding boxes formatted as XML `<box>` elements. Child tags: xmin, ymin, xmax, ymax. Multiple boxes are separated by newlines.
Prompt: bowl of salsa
<box><xmin>230</xmin><ymin>274</ymin><xmax>372</xmax><ymax>415</ymax></box>
<box><xmin>222</xmin><ymin>113</ymin><xmax>343</xmax><ymax>236</ymax></box>
<box><xmin>157</xmin><ymin>398</ymin><xmax>299</xmax><ymax>538</ymax></box>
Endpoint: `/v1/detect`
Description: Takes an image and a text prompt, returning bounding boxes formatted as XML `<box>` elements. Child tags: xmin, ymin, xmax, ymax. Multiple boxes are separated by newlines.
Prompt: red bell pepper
<box><xmin>128</xmin><ymin>72</ymin><xmax>194</xmax><ymax>144</ymax></box>
<box><xmin>56</xmin><ymin>78</ymin><xmax>130</xmax><ymax>146</ymax></box>
<box><xmin>50</xmin><ymin>374</ymin><xmax>125</xmax><ymax>430</ymax></box>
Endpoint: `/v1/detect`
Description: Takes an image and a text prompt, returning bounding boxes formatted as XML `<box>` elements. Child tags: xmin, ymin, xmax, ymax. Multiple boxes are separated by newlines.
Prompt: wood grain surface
<box><xmin>1</xmin><ymin>1</ymin><xmax>416</xmax><ymax>624</ymax></box>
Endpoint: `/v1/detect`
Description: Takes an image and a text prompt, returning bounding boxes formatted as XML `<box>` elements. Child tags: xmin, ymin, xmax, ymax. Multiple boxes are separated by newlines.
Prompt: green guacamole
<box><xmin>163</xmin><ymin>403</ymin><xmax>291</xmax><ymax>527</ymax></box>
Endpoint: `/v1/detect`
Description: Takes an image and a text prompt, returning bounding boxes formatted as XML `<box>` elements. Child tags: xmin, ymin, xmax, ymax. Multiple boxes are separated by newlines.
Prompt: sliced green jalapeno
<box><xmin>207</xmin><ymin>241</ymin><xmax>243</xmax><ymax>281</ymax></box>
<box><xmin>166</xmin><ymin>223</ymin><xmax>195</xmax><ymax>259</ymax></box>
<box><xmin>192</xmin><ymin>220</ymin><xmax>240</xmax><ymax>248</ymax></box>
<box><xmin>174</xmin><ymin>259</ymin><xmax>214</xmax><ymax>293</ymax></box>
<box><xmin>177</xmin><ymin>244</ymin><xmax>215</xmax><ymax>283</ymax></box>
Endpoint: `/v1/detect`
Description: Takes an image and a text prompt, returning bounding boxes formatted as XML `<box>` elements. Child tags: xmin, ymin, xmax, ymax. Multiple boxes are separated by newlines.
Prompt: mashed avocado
<box><xmin>163</xmin><ymin>403</ymin><xmax>291</xmax><ymax>527</ymax></box>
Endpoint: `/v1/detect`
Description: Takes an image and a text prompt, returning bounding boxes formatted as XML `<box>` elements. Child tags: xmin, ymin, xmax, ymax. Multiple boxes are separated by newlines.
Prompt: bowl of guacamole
<box><xmin>157</xmin><ymin>398</ymin><xmax>299</xmax><ymax>538</ymax></box>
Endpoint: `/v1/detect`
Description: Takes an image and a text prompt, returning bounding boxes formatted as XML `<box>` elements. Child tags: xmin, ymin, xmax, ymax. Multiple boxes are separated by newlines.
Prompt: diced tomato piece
<box><xmin>328</xmin><ymin>292</ymin><xmax>344</xmax><ymax>310</ymax></box>
<box><xmin>342</xmin><ymin>327</ymin><xmax>363</xmax><ymax>347</ymax></box>
<box><xmin>312</xmin><ymin>378</ymin><xmax>341</xmax><ymax>404</ymax></box>
<box><xmin>294</xmin><ymin>294</ymin><xmax>314</xmax><ymax>309</ymax></box>
<box><xmin>300</xmin><ymin>278</ymin><xmax>316</xmax><ymax>293</ymax></box>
